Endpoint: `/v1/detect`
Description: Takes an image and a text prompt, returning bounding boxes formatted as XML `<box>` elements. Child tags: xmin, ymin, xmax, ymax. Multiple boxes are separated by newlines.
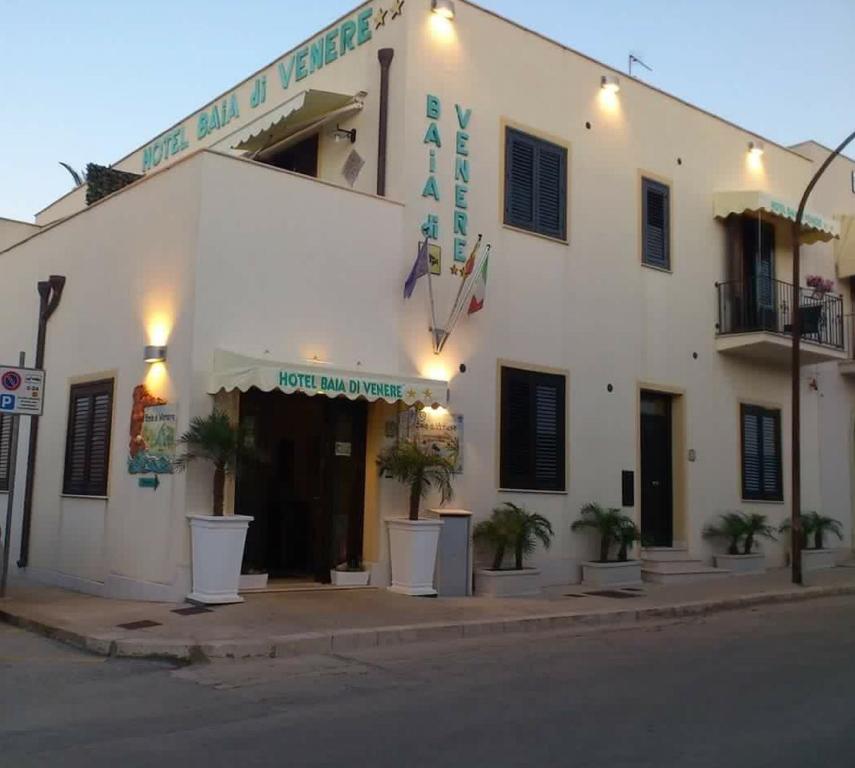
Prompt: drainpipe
<box><xmin>376</xmin><ymin>48</ymin><xmax>394</xmax><ymax>197</ymax></box>
<box><xmin>17</xmin><ymin>275</ymin><xmax>66</xmax><ymax>568</ymax></box>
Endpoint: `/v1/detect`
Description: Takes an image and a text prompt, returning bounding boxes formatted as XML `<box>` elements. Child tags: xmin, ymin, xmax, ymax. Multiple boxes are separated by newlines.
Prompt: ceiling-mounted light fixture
<box><xmin>748</xmin><ymin>140</ymin><xmax>765</xmax><ymax>157</ymax></box>
<box><xmin>333</xmin><ymin>125</ymin><xmax>357</xmax><ymax>144</ymax></box>
<box><xmin>601</xmin><ymin>74</ymin><xmax>621</xmax><ymax>94</ymax></box>
<box><xmin>144</xmin><ymin>345</ymin><xmax>167</xmax><ymax>364</ymax></box>
<box><xmin>431</xmin><ymin>0</ymin><xmax>455</xmax><ymax>20</ymax></box>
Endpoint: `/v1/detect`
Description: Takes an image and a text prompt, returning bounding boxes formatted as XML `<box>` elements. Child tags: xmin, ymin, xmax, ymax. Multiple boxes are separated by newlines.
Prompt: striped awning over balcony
<box><xmin>713</xmin><ymin>191</ymin><xmax>839</xmax><ymax>244</ymax></box>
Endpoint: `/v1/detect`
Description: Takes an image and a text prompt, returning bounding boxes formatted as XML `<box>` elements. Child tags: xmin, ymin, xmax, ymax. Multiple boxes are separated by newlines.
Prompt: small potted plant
<box><xmin>175</xmin><ymin>410</ymin><xmax>257</xmax><ymax>604</ymax></box>
<box><xmin>571</xmin><ymin>503</ymin><xmax>642</xmax><ymax>587</ymax></box>
<box><xmin>473</xmin><ymin>502</ymin><xmax>553</xmax><ymax>597</ymax></box>
<box><xmin>331</xmin><ymin>562</ymin><xmax>371</xmax><ymax>587</ymax></box>
<box><xmin>704</xmin><ymin>511</ymin><xmax>775</xmax><ymax>573</ymax></box>
<box><xmin>377</xmin><ymin>440</ymin><xmax>455</xmax><ymax>596</ymax></box>
<box><xmin>781</xmin><ymin>511</ymin><xmax>842</xmax><ymax>572</ymax></box>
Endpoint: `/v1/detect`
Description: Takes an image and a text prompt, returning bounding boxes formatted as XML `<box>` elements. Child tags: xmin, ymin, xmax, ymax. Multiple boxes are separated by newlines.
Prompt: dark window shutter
<box><xmin>500</xmin><ymin>366</ymin><xmax>566</xmax><ymax>492</ymax></box>
<box><xmin>536</xmin><ymin>144</ymin><xmax>567</xmax><ymax>239</ymax></box>
<box><xmin>504</xmin><ymin>128</ymin><xmax>567</xmax><ymax>240</ymax></box>
<box><xmin>0</xmin><ymin>414</ymin><xmax>12</xmax><ymax>492</ymax></box>
<box><xmin>741</xmin><ymin>405</ymin><xmax>782</xmax><ymax>501</ymax></box>
<box><xmin>642</xmin><ymin>178</ymin><xmax>670</xmax><ymax>268</ymax></box>
<box><xmin>63</xmin><ymin>380</ymin><xmax>114</xmax><ymax>497</ymax></box>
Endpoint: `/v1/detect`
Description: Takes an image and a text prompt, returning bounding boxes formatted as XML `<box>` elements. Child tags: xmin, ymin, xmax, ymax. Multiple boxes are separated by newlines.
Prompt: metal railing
<box><xmin>716</xmin><ymin>278</ymin><xmax>844</xmax><ymax>350</ymax></box>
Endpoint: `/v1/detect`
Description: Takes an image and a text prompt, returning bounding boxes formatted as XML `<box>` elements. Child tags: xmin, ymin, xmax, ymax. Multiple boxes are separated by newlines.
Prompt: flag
<box><xmin>462</xmin><ymin>239</ymin><xmax>479</xmax><ymax>277</ymax></box>
<box><xmin>468</xmin><ymin>254</ymin><xmax>489</xmax><ymax>314</ymax></box>
<box><xmin>404</xmin><ymin>238</ymin><xmax>429</xmax><ymax>299</ymax></box>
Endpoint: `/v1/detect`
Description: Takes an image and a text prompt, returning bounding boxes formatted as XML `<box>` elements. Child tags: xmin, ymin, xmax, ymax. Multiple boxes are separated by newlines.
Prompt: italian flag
<box><xmin>467</xmin><ymin>254</ymin><xmax>489</xmax><ymax>315</ymax></box>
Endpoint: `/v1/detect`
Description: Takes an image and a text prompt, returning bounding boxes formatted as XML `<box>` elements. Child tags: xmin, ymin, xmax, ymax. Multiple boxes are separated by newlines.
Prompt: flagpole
<box><xmin>424</xmin><ymin>237</ymin><xmax>440</xmax><ymax>353</ymax></box>
<box><xmin>436</xmin><ymin>236</ymin><xmax>482</xmax><ymax>352</ymax></box>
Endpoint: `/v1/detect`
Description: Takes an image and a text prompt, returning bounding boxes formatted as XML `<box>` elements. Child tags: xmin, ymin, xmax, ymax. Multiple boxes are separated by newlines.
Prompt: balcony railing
<box><xmin>716</xmin><ymin>278</ymin><xmax>844</xmax><ymax>350</ymax></box>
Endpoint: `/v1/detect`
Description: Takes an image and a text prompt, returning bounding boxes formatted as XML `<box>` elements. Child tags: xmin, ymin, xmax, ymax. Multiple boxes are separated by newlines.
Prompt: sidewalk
<box><xmin>3</xmin><ymin>567</ymin><xmax>855</xmax><ymax>662</ymax></box>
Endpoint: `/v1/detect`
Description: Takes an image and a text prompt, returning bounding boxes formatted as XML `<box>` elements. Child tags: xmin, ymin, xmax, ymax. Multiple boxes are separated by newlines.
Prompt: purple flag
<box><xmin>404</xmin><ymin>238</ymin><xmax>429</xmax><ymax>299</ymax></box>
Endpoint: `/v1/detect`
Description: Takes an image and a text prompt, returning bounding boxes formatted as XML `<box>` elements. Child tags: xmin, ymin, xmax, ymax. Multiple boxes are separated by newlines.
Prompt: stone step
<box><xmin>640</xmin><ymin>547</ymin><xmax>690</xmax><ymax>562</ymax></box>
<box><xmin>640</xmin><ymin>559</ymin><xmax>710</xmax><ymax>574</ymax></box>
<box><xmin>641</xmin><ymin>563</ymin><xmax>730</xmax><ymax>585</ymax></box>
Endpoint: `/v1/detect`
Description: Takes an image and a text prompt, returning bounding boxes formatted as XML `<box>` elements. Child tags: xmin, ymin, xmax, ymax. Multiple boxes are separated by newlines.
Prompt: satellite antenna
<box><xmin>628</xmin><ymin>53</ymin><xmax>653</xmax><ymax>77</ymax></box>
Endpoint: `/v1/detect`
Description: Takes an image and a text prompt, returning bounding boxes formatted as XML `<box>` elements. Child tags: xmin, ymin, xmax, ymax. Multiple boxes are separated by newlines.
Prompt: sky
<box><xmin>1</xmin><ymin>0</ymin><xmax>853</xmax><ymax>222</ymax></box>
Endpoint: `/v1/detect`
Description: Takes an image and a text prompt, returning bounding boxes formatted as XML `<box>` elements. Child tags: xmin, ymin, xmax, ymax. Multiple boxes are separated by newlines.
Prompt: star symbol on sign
<box><xmin>406</xmin><ymin>388</ymin><xmax>417</xmax><ymax>400</ymax></box>
<box><xmin>422</xmin><ymin>388</ymin><xmax>433</xmax><ymax>400</ymax></box>
<box><xmin>391</xmin><ymin>0</ymin><xmax>405</xmax><ymax>18</ymax></box>
<box><xmin>375</xmin><ymin>7</ymin><xmax>388</xmax><ymax>28</ymax></box>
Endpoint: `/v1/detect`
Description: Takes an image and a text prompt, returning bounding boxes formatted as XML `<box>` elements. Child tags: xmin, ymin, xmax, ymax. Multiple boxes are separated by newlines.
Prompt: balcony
<box><xmin>715</xmin><ymin>279</ymin><xmax>846</xmax><ymax>365</ymax></box>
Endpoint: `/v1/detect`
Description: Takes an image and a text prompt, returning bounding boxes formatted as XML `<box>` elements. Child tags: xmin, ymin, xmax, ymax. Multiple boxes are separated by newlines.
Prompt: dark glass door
<box><xmin>742</xmin><ymin>217</ymin><xmax>776</xmax><ymax>331</ymax></box>
<box><xmin>640</xmin><ymin>391</ymin><xmax>673</xmax><ymax>547</ymax></box>
<box><xmin>318</xmin><ymin>398</ymin><xmax>368</xmax><ymax>582</ymax></box>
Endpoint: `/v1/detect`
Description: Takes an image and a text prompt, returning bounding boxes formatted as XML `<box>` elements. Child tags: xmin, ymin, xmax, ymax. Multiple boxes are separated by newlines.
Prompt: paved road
<box><xmin>2</xmin><ymin>595</ymin><xmax>855</xmax><ymax>767</ymax></box>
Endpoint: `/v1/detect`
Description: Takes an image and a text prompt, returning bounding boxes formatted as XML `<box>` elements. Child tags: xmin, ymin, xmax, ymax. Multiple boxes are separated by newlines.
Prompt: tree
<box><xmin>174</xmin><ymin>410</ymin><xmax>257</xmax><ymax>517</ymax></box>
<box><xmin>474</xmin><ymin>502</ymin><xmax>554</xmax><ymax>570</ymax></box>
<box><xmin>571</xmin><ymin>503</ymin><xmax>633</xmax><ymax>563</ymax></box>
<box><xmin>376</xmin><ymin>440</ymin><xmax>455</xmax><ymax>521</ymax></box>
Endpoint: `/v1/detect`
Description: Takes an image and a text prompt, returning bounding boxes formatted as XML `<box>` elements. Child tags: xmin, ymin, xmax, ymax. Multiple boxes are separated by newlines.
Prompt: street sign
<box><xmin>0</xmin><ymin>365</ymin><xmax>45</xmax><ymax>416</ymax></box>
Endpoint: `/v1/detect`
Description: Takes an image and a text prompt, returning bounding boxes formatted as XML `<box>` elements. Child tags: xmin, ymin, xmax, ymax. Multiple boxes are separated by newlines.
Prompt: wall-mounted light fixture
<box><xmin>748</xmin><ymin>140</ymin><xmax>765</xmax><ymax>158</ymax></box>
<box><xmin>333</xmin><ymin>125</ymin><xmax>357</xmax><ymax>144</ymax></box>
<box><xmin>431</xmin><ymin>0</ymin><xmax>455</xmax><ymax>20</ymax></box>
<box><xmin>601</xmin><ymin>75</ymin><xmax>621</xmax><ymax>94</ymax></box>
<box><xmin>144</xmin><ymin>345</ymin><xmax>167</xmax><ymax>364</ymax></box>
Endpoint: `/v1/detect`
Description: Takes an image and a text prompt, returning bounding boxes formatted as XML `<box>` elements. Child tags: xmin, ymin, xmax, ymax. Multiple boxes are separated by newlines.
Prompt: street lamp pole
<box><xmin>791</xmin><ymin>129</ymin><xmax>855</xmax><ymax>586</ymax></box>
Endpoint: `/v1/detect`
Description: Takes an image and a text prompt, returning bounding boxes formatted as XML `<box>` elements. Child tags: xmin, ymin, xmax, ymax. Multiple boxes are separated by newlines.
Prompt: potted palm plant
<box><xmin>377</xmin><ymin>440</ymin><xmax>455</xmax><ymax>596</ymax></box>
<box><xmin>571</xmin><ymin>503</ymin><xmax>642</xmax><ymax>587</ymax></box>
<box><xmin>781</xmin><ymin>511</ymin><xmax>842</xmax><ymax>572</ymax></box>
<box><xmin>473</xmin><ymin>502</ymin><xmax>553</xmax><ymax>597</ymax></box>
<box><xmin>175</xmin><ymin>409</ymin><xmax>257</xmax><ymax>604</ymax></box>
<box><xmin>704</xmin><ymin>511</ymin><xmax>775</xmax><ymax>573</ymax></box>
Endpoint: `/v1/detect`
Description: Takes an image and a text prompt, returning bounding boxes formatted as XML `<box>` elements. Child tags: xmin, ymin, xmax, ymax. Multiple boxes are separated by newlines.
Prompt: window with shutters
<box><xmin>641</xmin><ymin>177</ymin><xmax>670</xmax><ymax>269</ymax></box>
<box><xmin>741</xmin><ymin>404</ymin><xmax>782</xmax><ymax>502</ymax></box>
<box><xmin>0</xmin><ymin>414</ymin><xmax>12</xmax><ymax>492</ymax></box>
<box><xmin>63</xmin><ymin>379</ymin><xmax>114</xmax><ymax>497</ymax></box>
<box><xmin>499</xmin><ymin>366</ymin><xmax>566</xmax><ymax>492</ymax></box>
<box><xmin>504</xmin><ymin>127</ymin><xmax>568</xmax><ymax>241</ymax></box>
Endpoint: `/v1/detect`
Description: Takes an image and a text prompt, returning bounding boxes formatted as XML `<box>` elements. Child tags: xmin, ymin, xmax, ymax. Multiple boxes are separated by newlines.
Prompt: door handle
<box><xmin>651</xmin><ymin>481</ymin><xmax>660</xmax><ymax>487</ymax></box>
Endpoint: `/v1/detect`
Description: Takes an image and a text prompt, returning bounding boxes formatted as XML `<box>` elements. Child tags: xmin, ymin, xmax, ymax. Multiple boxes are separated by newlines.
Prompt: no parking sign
<box><xmin>0</xmin><ymin>365</ymin><xmax>44</xmax><ymax>416</ymax></box>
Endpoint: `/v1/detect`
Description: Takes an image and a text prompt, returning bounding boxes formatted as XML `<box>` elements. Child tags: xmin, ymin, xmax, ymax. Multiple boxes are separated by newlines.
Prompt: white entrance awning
<box><xmin>222</xmin><ymin>90</ymin><xmax>365</xmax><ymax>155</ymax></box>
<box><xmin>713</xmin><ymin>190</ymin><xmax>840</xmax><ymax>244</ymax></box>
<box><xmin>208</xmin><ymin>350</ymin><xmax>448</xmax><ymax>408</ymax></box>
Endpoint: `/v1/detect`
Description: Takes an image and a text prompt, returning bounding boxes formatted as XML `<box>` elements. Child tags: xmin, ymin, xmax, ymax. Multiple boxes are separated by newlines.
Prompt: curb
<box><xmin>4</xmin><ymin>583</ymin><xmax>855</xmax><ymax>663</ymax></box>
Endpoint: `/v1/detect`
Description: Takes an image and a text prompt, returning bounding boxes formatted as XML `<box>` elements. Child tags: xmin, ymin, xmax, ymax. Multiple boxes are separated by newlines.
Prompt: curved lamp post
<box><xmin>791</xmin><ymin>129</ymin><xmax>855</xmax><ymax>585</ymax></box>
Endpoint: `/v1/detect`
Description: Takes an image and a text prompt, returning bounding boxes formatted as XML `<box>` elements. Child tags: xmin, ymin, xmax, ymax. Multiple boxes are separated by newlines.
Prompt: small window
<box><xmin>741</xmin><ymin>404</ymin><xmax>782</xmax><ymax>502</ymax></box>
<box><xmin>63</xmin><ymin>379</ymin><xmax>114</xmax><ymax>497</ymax></box>
<box><xmin>0</xmin><ymin>414</ymin><xmax>12</xmax><ymax>492</ymax></box>
<box><xmin>504</xmin><ymin>127</ymin><xmax>567</xmax><ymax>240</ymax></box>
<box><xmin>500</xmin><ymin>366</ymin><xmax>566</xmax><ymax>492</ymax></box>
<box><xmin>642</xmin><ymin>177</ymin><xmax>670</xmax><ymax>269</ymax></box>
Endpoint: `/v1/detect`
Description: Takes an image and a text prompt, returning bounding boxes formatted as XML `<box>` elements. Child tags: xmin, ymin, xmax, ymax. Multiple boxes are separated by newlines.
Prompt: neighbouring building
<box><xmin>1</xmin><ymin>0</ymin><xmax>855</xmax><ymax>600</ymax></box>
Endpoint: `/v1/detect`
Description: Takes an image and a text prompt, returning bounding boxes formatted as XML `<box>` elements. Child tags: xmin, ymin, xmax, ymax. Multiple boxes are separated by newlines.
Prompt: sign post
<box><xmin>0</xmin><ymin>355</ymin><xmax>45</xmax><ymax>598</ymax></box>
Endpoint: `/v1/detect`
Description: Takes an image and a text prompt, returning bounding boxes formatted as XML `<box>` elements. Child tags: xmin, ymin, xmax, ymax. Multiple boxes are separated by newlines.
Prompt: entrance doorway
<box><xmin>640</xmin><ymin>391</ymin><xmax>674</xmax><ymax>547</ymax></box>
<box><xmin>237</xmin><ymin>390</ymin><xmax>367</xmax><ymax>583</ymax></box>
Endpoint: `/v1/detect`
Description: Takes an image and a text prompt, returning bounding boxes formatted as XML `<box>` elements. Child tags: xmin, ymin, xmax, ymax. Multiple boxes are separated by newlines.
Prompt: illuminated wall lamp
<box><xmin>601</xmin><ymin>74</ymin><xmax>621</xmax><ymax>94</ymax></box>
<box><xmin>431</xmin><ymin>0</ymin><xmax>455</xmax><ymax>20</ymax></box>
<box><xmin>748</xmin><ymin>140</ymin><xmax>765</xmax><ymax>157</ymax></box>
<box><xmin>144</xmin><ymin>345</ymin><xmax>167</xmax><ymax>364</ymax></box>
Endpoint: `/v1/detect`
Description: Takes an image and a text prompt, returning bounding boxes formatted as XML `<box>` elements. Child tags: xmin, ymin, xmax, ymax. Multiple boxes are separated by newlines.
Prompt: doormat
<box><xmin>563</xmin><ymin>593</ymin><xmax>588</xmax><ymax>598</ymax></box>
<box><xmin>172</xmin><ymin>606</ymin><xmax>214</xmax><ymax>616</ymax></box>
<box><xmin>116</xmin><ymin>619</ymin><xmax>163</xmax><ymax>630</ymax></box>
<box><xmin>586</xmin><ymin>590</ymin><xmax>642</xmax><ymax>599</ymax></box>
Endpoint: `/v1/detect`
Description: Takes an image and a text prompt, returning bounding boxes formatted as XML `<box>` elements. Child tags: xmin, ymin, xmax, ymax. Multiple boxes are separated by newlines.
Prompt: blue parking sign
<box><xmin>0</xmin><ymin>393</ymin><xmax>16</xmax><ymax>411</ymax></box>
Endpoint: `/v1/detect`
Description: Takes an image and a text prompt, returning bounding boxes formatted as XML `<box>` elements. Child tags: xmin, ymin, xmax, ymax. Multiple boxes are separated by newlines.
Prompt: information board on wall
<box><xmin>399</xmin><ymin>407</ymin><xmax>463</xmax><ymax>473</ymax></box>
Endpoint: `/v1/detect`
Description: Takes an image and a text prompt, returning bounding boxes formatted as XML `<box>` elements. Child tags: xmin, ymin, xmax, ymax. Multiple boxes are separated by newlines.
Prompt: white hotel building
<box><xmin>1</xmin><ymin>0</ymin><xmax>854</xmax><ymax>600</ymax></box>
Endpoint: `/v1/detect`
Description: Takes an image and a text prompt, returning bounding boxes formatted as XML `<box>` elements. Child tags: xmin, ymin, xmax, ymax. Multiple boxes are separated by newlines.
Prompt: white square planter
<box><xmin>581</xmin><ymin>561</ymin><xmax>642</xmax><ymax>588</ymax></box>
<box><xmin>802</xmin><ymin>548</ymin><xmax>836</xmax><ymax>572</ymax></box>
<box><xmin>330</xmin><ymin>568</ymin><xmax>371</xmax><ymax>586</ymax></box>
<box><xmin>387</xmin><ymin>518</ymin><xmax>443</xmax><ymax>596</ymax></box>
<box><xmin>715</xmin><ymin>553</ymin><xmax>766</xmax><ymax>574</ymax></box>
<box><xmin>474</xmin><ymin>568</ymin><xmax>541</xmax><ymax>597</ymax></box>
<box><xmin>239</xmin><ymin>572</ymin><xmax>269</xmax><ymax>590</ymax></box>
<box><xmin>187</xmin><ymin>514</ymin><xmax>253</xmax><ymax>604</ymax></box>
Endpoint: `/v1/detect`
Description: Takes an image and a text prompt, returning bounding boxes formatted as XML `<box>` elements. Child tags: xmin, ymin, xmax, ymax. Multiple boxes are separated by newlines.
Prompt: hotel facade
<box><xmin>1</xmin><ymin>0</ymin><xmax>855</xmax><ymax>600</ymax></box>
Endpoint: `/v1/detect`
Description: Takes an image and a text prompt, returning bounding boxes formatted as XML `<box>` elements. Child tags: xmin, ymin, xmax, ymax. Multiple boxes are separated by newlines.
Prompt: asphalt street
<box><xmin>2</xmin><ymin>594</ymin><xmax>855</xmax><ymax>767</ymax></box>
